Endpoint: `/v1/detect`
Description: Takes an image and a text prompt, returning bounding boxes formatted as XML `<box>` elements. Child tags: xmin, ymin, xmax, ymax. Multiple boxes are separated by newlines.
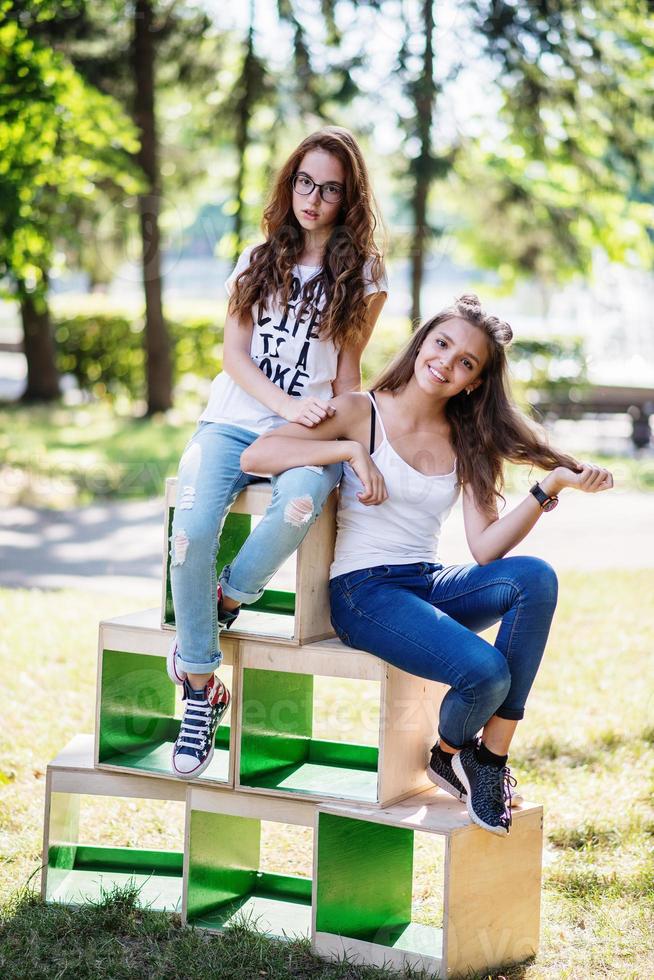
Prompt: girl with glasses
<box><xmin>241</xmin><ymin>294</ymin><xmax>613</xmax><ymax>835</ymax></box>
<box><xmin>168</xmin><ymin>126</ymin><xmax>388</xmax><ymax>778</ymax></box>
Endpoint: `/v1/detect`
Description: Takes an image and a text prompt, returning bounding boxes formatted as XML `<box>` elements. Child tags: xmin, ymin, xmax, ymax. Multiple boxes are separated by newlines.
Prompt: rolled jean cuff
<box><xmin>494</xmin><ymin>706</ymin><xmax>525</xmax><ymax>721</ymax></box>
<box><xmin>219</xmin><ymin>566</ymin><xmax>263</xmax><ymax>605</ymax></box>
<box><xmin>437</xmin><ymin>729</ymin><xmax>477</xmax><ymax>752</ymax></box>
<box><xmin>175</xmin><ymin>649</ymin><xmax>223</xmax><ymax>675</ymax></box>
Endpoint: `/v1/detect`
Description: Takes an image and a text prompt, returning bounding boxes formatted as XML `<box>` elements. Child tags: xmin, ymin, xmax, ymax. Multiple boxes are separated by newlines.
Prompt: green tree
<box><xmin>20</xmin><ymin>0</ymin><xmax>225</xmax><ymax>413</ymax></box>
<box><xmin>456</xmin><ymin>0</ymin><xmax>654</xmax><ymax>291</ymax></box>
<box><xmin>452</xmin><ymin>146</ymin><xmax>654</xmax><ymax>299</ymax></box>
<box><xmin>223</xmin><ymin>0</ymin><xmax>274</xmax><ymax>260</ymax></box>
<box><xmin>277</xmin><ymin>0</ymin><xmax>362</xmax><ymax>116</ymax></box>
<box><xmin>217</xmin><ymin>0</ymin><xmax>364</xmax><ymax>261</ymax></box>
<box><xmin>0</xmin><ymin>1</ymin><xmax>140</xmax><ymax>401</ymax></box>
<box><xmin>132</xmin><ymin>0</ymin><xmax>170</xmax><ymax>413</ymax></box>
<box><xmin>397</xmin><ymin>0</ymin><xmax>457</xmax><ymax>327</ymax></box>
<box><xmin>388</xmin><ymin>0</ymin><xmax>654</xmax><ymax>322</ymax></box>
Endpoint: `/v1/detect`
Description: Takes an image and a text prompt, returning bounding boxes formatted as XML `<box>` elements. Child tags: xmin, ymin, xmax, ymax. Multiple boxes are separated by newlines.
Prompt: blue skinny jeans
<box><xmin>170</xmin><ymin>421</ymin><xmax>341</xmax><ymax>674</ymax></box>
<box><xmin>329</xmin><ymin>557</ymin><xmax>558</xmax><ymax>749</ymax></box>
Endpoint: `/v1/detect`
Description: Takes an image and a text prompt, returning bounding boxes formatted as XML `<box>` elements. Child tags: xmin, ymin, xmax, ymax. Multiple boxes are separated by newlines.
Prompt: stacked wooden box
<box><xmin>42</xmin><ymin>478</ymin><xmax>543</xmax><ymax>977</ymax></box>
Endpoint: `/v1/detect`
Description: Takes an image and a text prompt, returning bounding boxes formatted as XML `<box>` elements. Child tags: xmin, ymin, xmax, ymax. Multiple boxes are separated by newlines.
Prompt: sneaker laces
<box><xmin>491</xmin><ymin>765</ymin><xmax>517</xmax><ymax>830</ymax></box>
<box><xmin>177</xmin><ymin>690</ymin><xmax>214</xmax><ymax>752</ymax></box>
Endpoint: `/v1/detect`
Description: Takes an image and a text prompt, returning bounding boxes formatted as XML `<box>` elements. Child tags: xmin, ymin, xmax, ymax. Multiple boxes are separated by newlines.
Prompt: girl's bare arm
<box><xmin>240</xmin><ymin>393</ymin><xmax>363</xmax><ymax>474</ymax></box>
<box><xmin>462</xmin><ymin>463</ymin><xmax>613</xmax><ymax>565</ymax></box>
<box><xmin>240</xmin><ymin>393</ymin><xmax>388</xmax><ymax>504</ymax></box>
<box><xmin>332</xmin><ymin>291</ymin><xmax>387</xmax><ymax>395</ymax></box>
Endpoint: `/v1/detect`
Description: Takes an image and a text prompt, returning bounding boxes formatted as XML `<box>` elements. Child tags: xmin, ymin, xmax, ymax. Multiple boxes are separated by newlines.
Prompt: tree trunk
<box><xmin>233</xmin><ymin>105</ymin><xmax>247</xmax><ymax>257</ymax></box>
<box><xmin>133</xmin><ymin>0</ymin><xmax>172</xmax><ymax>414</ymax></box>
<box><xmin>410</xmin><ymin>179</ymin><xmax>428</xmax><ymax>329</ymax></box>
<box><xmin>19</xmin><ymin>286</ymin><xmax>60</xmax><ymax>402</ymax></box>
<box><xmin>409</xmin><ymin>0</ymin><xmax>436</xmax><ymax>329</ymax></box>
<box><xmin>233</xmin><ymin>8</ymin><xmax>256</xmax><ymax>259</ymax></box>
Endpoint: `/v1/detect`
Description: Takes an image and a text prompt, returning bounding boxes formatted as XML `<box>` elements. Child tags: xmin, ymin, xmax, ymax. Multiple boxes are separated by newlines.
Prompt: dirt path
<box><xmin>1</xmin><ymin>488</ymin><xmax>651</xmax><ymax>599</ymax></box>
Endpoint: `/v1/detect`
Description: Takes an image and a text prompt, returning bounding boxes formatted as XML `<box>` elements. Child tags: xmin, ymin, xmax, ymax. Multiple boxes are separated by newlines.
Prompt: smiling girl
<box><xmin>168</xmin><ymin>126</ymin><xmax>388</xmax><ymax>779</ymax></box>
<box><xmin>241</xmin><ymin>294</ymin><xmax>613</xmax><ymax>835</ymax></box>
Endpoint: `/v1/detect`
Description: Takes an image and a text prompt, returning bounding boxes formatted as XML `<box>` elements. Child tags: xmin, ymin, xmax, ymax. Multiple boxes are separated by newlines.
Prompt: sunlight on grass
<box><xmin>2</xmin><ymin>397</ymin><xmax>651</xmax><ymax>508</ymax></box>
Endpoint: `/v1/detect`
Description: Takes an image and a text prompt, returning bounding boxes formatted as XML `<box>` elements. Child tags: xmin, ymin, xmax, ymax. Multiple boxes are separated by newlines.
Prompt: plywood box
<box><xmin>313</xmin><ymin>790</ymin><xmax>543</xmax><ymax>978</ymax></box>
<box><xmin>94</xmin><ymin>608</ymin><xmax>237</xmax><ymax>787</ymax></box>
<box><xmin>183</xmin><ymin>784</ymin><xmax>315</xmax><ymax>939</ymax></box>
<box><xmin>162</xmin><ymin>477</ymin><xmax>337</xmax><ymax>645</ymax></box>
<box><xmin>234</xmin><ymin>637</ymin><xmax>448</xmax><ymax>808</ymax></box>
<box><xmin>42</xmin><ymin>734</ymin><xmax>186</xmax><ymax>910</ymax></box>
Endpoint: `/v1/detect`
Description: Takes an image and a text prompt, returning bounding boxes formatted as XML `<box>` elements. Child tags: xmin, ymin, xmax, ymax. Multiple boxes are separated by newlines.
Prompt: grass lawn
<box><xmin>1</xmin><ymin>573</ymin><xmax>653</xmax><ymax>978</ymax></box>
<box><xmin>0</xmin><ymin>401</ymin><xmax>194</xmax><ymax>506</ymax></box>
<box><xmin>1</xmin><ymin>398</ymin><xmax>651</xmax><ymax>508</ymax></box>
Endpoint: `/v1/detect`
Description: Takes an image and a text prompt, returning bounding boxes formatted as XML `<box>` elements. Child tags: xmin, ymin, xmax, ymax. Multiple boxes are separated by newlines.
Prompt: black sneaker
<box><xmin>171</xmin><ymin>674</ymin><xmax>230</xmax><ymax>779</ymax></box>
<box><xmin>452</xmin><ymin>745</ymin><xmax>517</xmax><ymax>836</ymax></box>
<box><xmin>167</xmin><ymin>584</ymin><xmax>239</xmax><ymax>686</ymax></box>
<box><xmin>217</xmin><ymin>582</ymin><xmax>240</xmax><ymax>630</ymax></box>
<box><xmin>426</xmin><ymin>744</ymin><xmax>466</xmax><ymax>800</ymax></box>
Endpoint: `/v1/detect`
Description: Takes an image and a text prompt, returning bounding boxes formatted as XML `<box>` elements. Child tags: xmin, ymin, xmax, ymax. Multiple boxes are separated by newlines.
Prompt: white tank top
<box><xmin>330</xmin><ymin>392</ymin><xmax>461</xmax><ymax>579</ymax></box>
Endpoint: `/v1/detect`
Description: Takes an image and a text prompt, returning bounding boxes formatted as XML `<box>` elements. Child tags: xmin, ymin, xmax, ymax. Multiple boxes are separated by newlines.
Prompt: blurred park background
<box><xmin>1</xmin><ymin>0</ymin><xmax>654</xmax><ymax>505</ymax></box>
<box><xmin>1</xmin><ymin>1</ymin><xmax>653</xmax><ymax>978</ymax></box>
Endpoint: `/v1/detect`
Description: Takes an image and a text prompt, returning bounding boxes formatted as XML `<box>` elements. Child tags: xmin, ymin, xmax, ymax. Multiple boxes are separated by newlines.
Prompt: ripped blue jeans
<box><xmin>170</xmin><ymin>421</ymin><xmax>341</xmax><ymax>674</ymax></box>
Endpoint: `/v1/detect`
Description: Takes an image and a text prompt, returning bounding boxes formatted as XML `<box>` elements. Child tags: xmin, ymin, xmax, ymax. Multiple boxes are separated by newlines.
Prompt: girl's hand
<box><xmin>550</xmin><ymin>462</ymin><xmax>614</xmax><ymax>494</ymax></box>
<box><xmin>348</xmin><ymin>443</ymin><xmax>388</xmax><ymax>505</ymax></box>
<box><xmin>281</xmin><ymin>396</ymin><xmax>336</xmax><ymax>427</ymax></box>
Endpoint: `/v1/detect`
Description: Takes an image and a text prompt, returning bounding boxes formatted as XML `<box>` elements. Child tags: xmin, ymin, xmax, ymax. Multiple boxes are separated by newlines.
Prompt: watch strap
<box><xmin>530</xmin><ymin>481</ymin><xmax>558</xmax><ymax>509</ymax></box>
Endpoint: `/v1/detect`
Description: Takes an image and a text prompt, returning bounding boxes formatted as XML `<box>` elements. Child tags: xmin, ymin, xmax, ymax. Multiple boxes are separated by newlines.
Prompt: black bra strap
<box><xmin>369</xmin><ymin>390</ymin><xmax>377</xmax><ymax>455</ymax></box>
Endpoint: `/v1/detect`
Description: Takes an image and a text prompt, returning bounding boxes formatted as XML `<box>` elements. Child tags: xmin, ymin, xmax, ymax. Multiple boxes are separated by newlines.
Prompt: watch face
<box><xmin>542</xmin><ymin>497</ymin><xmax>558</xmax><ymax>512</ymax></box>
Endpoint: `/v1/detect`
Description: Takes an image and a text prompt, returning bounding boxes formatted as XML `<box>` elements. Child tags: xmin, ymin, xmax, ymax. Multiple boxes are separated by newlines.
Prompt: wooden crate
<box><xmin>94</xmin><ymin>608</ymin><xmax>237</xmax><ymax>786</ymax></box>
<box><xmin>313</xmin><ymin>789</ymin><xmax>543</xmax><ymax>977</ymax></box>
<box><xmin>183</xmin><ymin>784</ymin><xmax>315</xmax><ymax>939</ymax></box>
<box><xmin>234</xmin><ymin>637</ymin><xmax>448</xmax><ymax>808</ymax></box>
<box><xmin>42</xmin><ymin>734</ymin><xmax>186</xmax><ymax>910</ymax></box>
<box><xmin>162</xmin><ymin>477</ymin><xmax>337</xmax><ymax>645</ymax></box>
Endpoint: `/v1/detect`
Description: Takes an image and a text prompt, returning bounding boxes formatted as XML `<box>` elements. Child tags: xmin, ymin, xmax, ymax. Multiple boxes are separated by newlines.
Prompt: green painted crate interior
<box><xmin>316</xmin><ymin>812</ymin><xmax>444</xmax><ymax>958</ymax></box>
<box><xmin>46</xmin><ymin>839</ymin><xmax>183</xmax><ymax>910</ymax></box>
<box><xmin>45</xmin><ymin>792</ymin><xmax>185</xmax><ymax>910</ymax></box>
<box><xmin>98</xmin><ymin>649</ymin><xmax>231</xmax><ymax>782</ymax></box>
<box><xmin>239</xmin><ymin>668</ymin><xmax>380</xmax><ymax>801</ymax></box>
<box><xmin>164</xmin><ymin>508</ymin><xmax>296</xmax><ymax>626</ymax></box>
<box><xmin>187</xmin><ymin>810</ymin><xmax>312</xmax><ymax>938</ymax></box>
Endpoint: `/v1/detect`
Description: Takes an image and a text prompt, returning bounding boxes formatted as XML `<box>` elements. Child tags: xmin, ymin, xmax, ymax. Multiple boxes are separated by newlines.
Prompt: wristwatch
<box><xmin>529</xmin><ymin>481</ymin><xmax>559</xmax><ymax>512</ymax></box>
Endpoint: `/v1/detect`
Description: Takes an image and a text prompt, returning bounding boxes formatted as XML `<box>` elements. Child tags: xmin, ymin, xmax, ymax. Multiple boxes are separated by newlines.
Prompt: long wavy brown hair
<box><xmin>228</xmin><ymin>126</ymin><xmax>386</xmax><ymax>348</ymax></box>
<box><xmin>373</xmin><ymin>294</ymin><xmax>583</xmax><ymax>518</ymax></box>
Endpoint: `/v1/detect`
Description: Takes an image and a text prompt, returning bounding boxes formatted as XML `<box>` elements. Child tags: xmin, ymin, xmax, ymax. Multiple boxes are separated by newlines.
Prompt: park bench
<box><xmin>532</xmin><ymin>382</ymin><xmax>653</xmax><ymax>449</ymax></box>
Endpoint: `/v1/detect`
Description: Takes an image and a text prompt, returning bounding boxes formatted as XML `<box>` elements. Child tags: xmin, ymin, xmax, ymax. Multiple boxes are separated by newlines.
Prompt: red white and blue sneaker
<box><xmin>167</xmin><ymin>634</ymin><xmax>187</xmax><ymax>685</ymax></box>
<box><xmin>167</xmin><ymin>584</ymin><xmax>240</xmax><ymax>686</ymax></box>
<box><xmin>171</xmin><ymin>674</ymin><xmax>230</xmax><ymax>779</ymax></box>
<box><xmin>452</xmin><ymin>744</ymin><xmax>518</xmax><ymax>836</ymax></box>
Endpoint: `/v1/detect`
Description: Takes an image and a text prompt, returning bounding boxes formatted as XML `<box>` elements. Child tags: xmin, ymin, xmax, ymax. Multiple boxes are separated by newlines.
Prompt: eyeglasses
<box><xmin>291</xmin><ymin>172</ymin><xmax>344</xmax><ymax>204</ymax></box>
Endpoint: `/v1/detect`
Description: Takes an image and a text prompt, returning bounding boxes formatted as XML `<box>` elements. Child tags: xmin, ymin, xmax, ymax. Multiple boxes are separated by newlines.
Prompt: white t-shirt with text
<box><xmin>199</xmin><ymin>243</ymin><xmax>388</xmax><ymax>434</ymax></box>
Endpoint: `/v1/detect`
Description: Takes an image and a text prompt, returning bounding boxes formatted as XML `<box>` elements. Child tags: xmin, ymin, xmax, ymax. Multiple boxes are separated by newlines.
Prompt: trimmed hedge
<box><xmin>54</xmin><ymin>313</ymin><xmax>223</xmax><ymax>400</ymax></box>
<box><xmin>53</xmin><ymin>312</ymin><xmax>588</xmax><ymax>407</ymax></box>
